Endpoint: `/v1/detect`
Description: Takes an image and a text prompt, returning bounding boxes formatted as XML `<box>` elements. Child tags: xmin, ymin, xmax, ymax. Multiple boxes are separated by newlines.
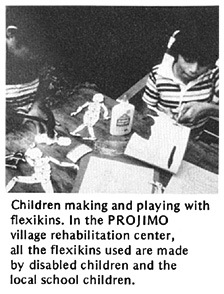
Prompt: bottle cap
<box><xmin>122</xmin><ymin>94</ymin><xmax>128</xmax><ymax>102</ymax></box>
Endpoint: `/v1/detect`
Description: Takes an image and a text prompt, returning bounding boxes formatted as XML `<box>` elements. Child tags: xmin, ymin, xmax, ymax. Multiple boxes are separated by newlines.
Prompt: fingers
<box><xmin>176</xmin><ymin>103</ymin><xmax>194</xmax><ymax>123</ymax></box>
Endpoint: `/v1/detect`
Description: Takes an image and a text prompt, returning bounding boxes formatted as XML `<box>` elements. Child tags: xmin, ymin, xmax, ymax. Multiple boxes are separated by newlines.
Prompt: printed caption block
<box><xmin>9</xmin><ymin>197</ymin><xmax>212</xmax><ymax>286</ymax></box>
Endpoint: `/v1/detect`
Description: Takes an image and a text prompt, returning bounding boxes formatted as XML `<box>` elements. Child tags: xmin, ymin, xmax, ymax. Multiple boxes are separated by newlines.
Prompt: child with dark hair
<box><xmin>142</xmin><ymin>24</ymin><xmax>219</xmax><ymax>130</ymax></box>
<box><xmin>171</xmin><ymin>25</ymin><xmax>218</xmax><ymax>67</ymax></box>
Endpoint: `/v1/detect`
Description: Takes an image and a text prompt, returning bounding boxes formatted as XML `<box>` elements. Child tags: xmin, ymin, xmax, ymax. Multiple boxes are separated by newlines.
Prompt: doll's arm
<box><xmin>101</xmin><ymin>103</ymin><xmax>110</xmax><ymax>119</ymax></box>
<box><xmin>71</xmin><ymin>102</ymin><xmax>89</xmax><ymax>116</ymax></box>
<box><xmin>49</xmin><ymin>156</ymin><xmax>79</xmax><ymax>170</ymax></box>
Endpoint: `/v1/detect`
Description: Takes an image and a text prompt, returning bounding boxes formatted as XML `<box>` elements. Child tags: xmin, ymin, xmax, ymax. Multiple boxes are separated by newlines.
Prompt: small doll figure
<box><xmin>70</xmin><ymin>93</ymin><xmax>110</xmax><ymax>140</ymax></box>
<box><xmin>6</xmin><ymin>145</ymin><xmax>79</xmax><ymax>193</ymax></box>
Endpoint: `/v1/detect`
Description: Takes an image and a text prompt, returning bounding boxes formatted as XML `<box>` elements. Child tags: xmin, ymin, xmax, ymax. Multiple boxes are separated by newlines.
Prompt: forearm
<box><xmin>206</xmin><ymin>102</ymin><xmax>219</xmax><ymax>118</ymax></box>
<box><xmin>178</xmin><ymin>101</ymin><xmax>219</xmax><ymax>125</ymax></box>
<box><xmin>197</xmin><ymin>102</ymin><xmax>219</xmax><ymax>119</ymax></box>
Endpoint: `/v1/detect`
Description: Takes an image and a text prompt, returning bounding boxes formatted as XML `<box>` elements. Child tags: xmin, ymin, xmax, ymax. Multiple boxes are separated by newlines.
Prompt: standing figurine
<box><xmin>70</xmin><ymin>93</ymin><xmax>109</xmax><ymax>140</ymax></box>
<box><xmin>6</xmin><ymin>146</ymin><xmax>79</xmax><ymax>193</ymax></box>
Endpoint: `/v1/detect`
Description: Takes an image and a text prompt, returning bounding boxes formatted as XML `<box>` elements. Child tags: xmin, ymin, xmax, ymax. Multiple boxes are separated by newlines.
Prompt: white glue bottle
<box><xmin>110</xmin><ymin>94</ymin><xmax>135</xmax><ymax>135</ymax></box>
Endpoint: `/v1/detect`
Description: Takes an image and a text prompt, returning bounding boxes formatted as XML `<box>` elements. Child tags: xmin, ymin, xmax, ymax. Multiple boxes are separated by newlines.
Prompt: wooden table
<box><xmin>6</xmin><ymin>86</ymin><xmax>218</xmax><ymax>193</ymax></box>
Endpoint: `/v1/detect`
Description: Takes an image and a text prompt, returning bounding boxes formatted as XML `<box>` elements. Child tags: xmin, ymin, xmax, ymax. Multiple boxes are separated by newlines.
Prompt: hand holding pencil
<box><xmin>172</xmin><ymin>101</ymin><xmax>213</xmax><ymax>127</ymax></box>
<box><xmin>171</xmin><ymin>103</ymin><xmax>185</xmax><ymax>122</ymax></box>
<box><xmin>176</xmin><ymin>103</ymin><xmax>185</xmax><ymax>122</ymax></box>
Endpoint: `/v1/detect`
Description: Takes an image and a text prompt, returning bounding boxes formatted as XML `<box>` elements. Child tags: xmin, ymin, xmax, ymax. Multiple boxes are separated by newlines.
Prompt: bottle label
<box><xmin>116</xmin><ymin>113</ymin><xmax>130</xmax><ymax>127</ymax></box>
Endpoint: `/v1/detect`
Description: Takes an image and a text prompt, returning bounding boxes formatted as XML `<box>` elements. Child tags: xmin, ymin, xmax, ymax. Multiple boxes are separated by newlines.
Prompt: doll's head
<box><xmin>92</xmin><ymin>93</ymin><xmax>104</xmax><ymax>103</ymax></box>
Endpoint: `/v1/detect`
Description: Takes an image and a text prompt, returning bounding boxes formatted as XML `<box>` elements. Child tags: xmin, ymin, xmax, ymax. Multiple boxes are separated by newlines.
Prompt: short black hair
<box><xmin>171</xmin><ymin>24</ymin><xmax>219</xmax><ymax>66</ymax></box>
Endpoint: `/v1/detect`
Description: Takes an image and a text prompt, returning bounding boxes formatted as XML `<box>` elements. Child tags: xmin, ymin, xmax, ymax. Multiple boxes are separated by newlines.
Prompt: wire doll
<box><xmin>6</xmin><ymin>145</ymin><xmax>79</xmax><ymax>193</ymax></box>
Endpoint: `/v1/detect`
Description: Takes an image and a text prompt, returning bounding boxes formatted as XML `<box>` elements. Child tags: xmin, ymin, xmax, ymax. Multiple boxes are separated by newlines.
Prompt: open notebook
<box><xmin>125</xmin><ymin>114</ymin><xmax>190</xmax><ymax>174</ymax></box>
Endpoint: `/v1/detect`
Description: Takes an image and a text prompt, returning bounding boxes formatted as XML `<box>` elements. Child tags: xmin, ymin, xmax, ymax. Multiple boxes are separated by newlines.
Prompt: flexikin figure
<box><xmin>6</xmin><ymin>145</ymin><xmax>78</xmax><ymax>193</ymax></box>
<box><xmin>70</xmin><ymin>93</ymin><xmax>109</xmax><ymax>140</ymax></box>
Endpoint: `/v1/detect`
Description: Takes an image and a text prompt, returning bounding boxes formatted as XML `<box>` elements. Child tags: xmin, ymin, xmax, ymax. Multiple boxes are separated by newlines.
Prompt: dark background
<box><xmin>6</xmin><ymin>6</ymin><xmax>219</xmax><ymax>98</ymax></box>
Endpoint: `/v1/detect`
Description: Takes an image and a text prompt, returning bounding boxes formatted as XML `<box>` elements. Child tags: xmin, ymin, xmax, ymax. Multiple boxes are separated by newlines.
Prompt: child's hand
<box><xmin>177</xmin><ymin>102</ymin><xmax>211</xmax><ymax>126</ymax></box>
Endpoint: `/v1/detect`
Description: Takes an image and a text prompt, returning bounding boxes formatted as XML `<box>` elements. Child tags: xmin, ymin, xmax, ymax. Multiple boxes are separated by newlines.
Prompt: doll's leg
<box><xmin>16</xmin><ymin>175</ymin><xmax>39</xmax><ymax>184</ymax></box>
<box><xmin>6</xmin><ymin>177</ymin><xmax>17</xmax><ymax>192</ymax></box>
<box><xmin>6</xmin><ymin>176</ymin><xmax>38</xmax><ymax>192</ymax></box>
<box><xmin>41</xmin><ymin>180</ymin><xmax>54</xmax><ymax>193</ymax></box>
<box><xmin>70</xmin><ymin>124</ymin><xmax>85</xmax><ymax>136</ymax></box>
<box><xmin>87</xmin><ymin>126</ymin><xmax>96</xmax><ymax>140</ymax></box>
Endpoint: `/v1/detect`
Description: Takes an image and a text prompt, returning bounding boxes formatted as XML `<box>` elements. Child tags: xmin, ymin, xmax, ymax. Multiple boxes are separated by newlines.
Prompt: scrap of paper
<box><xmin>66</xmin><ymin>144</ymin><xmax>93</xmax><ymax>163</ymax></box>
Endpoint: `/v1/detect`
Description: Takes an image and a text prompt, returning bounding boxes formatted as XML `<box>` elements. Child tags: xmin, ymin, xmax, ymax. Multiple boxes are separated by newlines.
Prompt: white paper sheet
<box><xmin>124</xmin><ymin>115</ymin><xmax>190</xmax><ymax>173</ymax></box>
<box><xmin>164</xmin><ymin>160</ymin><xmax>218</xmax><ymax>194</ymax></box>
<box><xmin>79</xmin><ymin>156</ymin><xmax>154</xmax><ymax>193</ymax></box>
<box><xmin>66</xmin><ymin>144</ymin><xmax>92</xmax><ymax>163</ymax></box>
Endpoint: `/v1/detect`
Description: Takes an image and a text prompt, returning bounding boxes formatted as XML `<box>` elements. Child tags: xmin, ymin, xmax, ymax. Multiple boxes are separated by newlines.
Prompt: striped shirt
<box><xmin>6</xmin><ymin>77</ymin><xmax>39</xmax><ymax>111</ymax></box>
<box><xmin>142</xmin><ymin>54</ymin><xmax>219</xmax><ymax>128</ymax></box>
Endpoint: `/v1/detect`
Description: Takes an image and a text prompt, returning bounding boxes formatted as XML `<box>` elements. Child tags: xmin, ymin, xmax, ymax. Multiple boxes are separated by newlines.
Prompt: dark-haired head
<box><xmin>171</xmin><ymin>25</ymin><xmax>219</xmax><ymax>67</ymax></box>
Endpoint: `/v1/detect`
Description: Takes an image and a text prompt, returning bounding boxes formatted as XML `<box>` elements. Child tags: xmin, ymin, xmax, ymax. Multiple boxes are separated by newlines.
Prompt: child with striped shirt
<box><xmin>142</xmin><ymin>24</ymin><xmax>219</xmax><ymax>131</ymax></box>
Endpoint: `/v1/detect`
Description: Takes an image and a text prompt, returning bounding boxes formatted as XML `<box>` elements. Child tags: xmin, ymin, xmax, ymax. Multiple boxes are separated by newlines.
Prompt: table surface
<box><xmin>6</xmin><ymin>86</ymin><xmax>218</xmax><ymax>193</ymax></box>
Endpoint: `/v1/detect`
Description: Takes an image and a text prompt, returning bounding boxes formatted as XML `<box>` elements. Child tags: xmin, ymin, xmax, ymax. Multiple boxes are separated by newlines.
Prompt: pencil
<box><xmin>177</xmin><ymin>103</ymin><xmax>184</xmax><ymax>121</ymax></box>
